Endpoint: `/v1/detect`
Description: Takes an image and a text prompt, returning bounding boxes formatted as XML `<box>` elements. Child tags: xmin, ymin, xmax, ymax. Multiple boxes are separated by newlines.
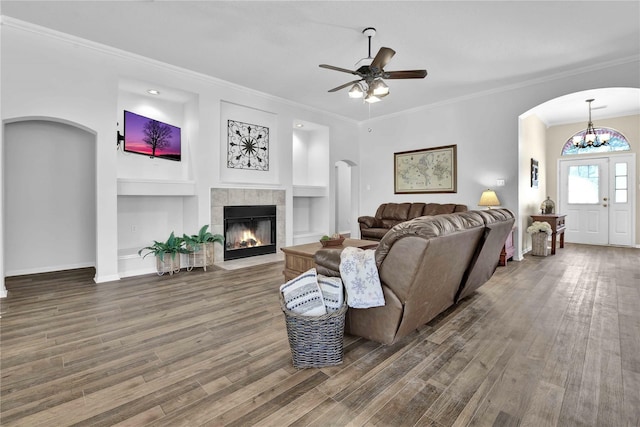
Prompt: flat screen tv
<box><xmin>123</xmin><ymin>110</ymin><xmax>181</xmax><ymax>161</ymax></box>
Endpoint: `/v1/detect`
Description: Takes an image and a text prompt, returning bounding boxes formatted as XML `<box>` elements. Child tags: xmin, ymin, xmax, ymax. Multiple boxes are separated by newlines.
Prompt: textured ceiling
<box><xmin>2</xmin><ymin>1</ymin><xmax>639</xmax><ymax>123</ymax></box>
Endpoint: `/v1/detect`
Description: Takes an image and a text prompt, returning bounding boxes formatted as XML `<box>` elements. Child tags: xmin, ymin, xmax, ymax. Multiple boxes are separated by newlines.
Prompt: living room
<box><xmin>1</xmin><ymin>2</ymin><xmax>639</xmax><ymax>425</ymax></box>
<box><xmin>1</xmin><ymin>2</ymin><xmax>639</xmax><ymax>292</ymax></box>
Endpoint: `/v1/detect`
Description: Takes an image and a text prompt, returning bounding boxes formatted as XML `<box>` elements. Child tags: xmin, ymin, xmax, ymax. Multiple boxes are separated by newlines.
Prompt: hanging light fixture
<box><xmin>572</xmin><ymin>99</ymin><xmax>611</xmax><ymax>148</ymax></box>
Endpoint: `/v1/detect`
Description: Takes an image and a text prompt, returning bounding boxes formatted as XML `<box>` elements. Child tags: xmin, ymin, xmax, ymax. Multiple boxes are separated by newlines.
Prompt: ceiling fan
<box><xmin>319</xmin><ymin>27</ymin><xmax>428</xmax><ymax>103</ymax></box>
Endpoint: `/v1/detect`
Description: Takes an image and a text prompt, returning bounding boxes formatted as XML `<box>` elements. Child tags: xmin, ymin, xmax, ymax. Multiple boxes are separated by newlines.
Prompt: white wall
<box><xmin>4</xmin><ymin>120</ymin><xmax>96</xmax><ymax>275</ymax></box>
<box><xmin>359</xmin><ymin>59</ymin><xmax>640</xmax><ymax>258</ymax></box>
<box><xmin>1</xmin><ymin>19</ymin><xmax>359</xmax><ymax>284</ymax></box>
<box><xmin>519</xmin><ymin>114</ymin><xmax>548</xmax><ymax>252</ymax></box>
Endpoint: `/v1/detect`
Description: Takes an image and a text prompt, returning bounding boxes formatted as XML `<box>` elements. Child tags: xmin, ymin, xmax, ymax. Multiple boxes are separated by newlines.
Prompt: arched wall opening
<box><xmin>518</xmin><ymin>87</ymin><xmax>639</xmax><ymax>256</ymax></box>
<box><xmin>3</xmin><ymin>118</ymin><xmax>97</xmax><ymax>278</ymax></box>
<box><xmin>335</xmin><ymin>159</ymin><xmax>358</xmax><ymax>237</ymax></box>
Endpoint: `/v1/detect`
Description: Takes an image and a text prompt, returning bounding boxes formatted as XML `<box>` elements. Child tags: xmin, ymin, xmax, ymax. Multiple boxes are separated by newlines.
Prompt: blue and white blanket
<box><xmin>339</xmin><ymin>246</ymin><xmax>385</xmax><ymax>308</ymax></box>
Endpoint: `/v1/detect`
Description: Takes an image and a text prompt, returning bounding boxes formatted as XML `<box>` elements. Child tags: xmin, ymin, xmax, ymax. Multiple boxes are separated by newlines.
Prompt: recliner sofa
<box><xmin>358</xmin><ymin>202</ymin><xmax>468</xmax><ymax>241</ymax></box>
<box><xmin>315</xmin><ymin>208</ymin><xmax>515</xmax><ymax>345</ymax></box>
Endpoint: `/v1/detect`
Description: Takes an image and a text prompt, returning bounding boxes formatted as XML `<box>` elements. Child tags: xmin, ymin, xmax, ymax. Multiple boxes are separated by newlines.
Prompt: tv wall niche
<box><xmin>124</xmin><ymin>110</ymin><xmax>181</xmax><ymax>161</ymax></box>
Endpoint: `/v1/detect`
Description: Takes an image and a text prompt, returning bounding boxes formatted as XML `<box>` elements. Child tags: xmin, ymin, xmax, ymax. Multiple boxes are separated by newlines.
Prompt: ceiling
<box><xmin>2</xmin><ymin>1</ymin><xmax>639</xmax><ymax>123</ymax></box>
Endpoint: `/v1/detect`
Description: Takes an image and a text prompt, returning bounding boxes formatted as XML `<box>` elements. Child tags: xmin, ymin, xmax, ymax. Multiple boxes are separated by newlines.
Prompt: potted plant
<box><xmin>183</xmin><ymin>225</ymin><xmax>224</xmax><ymax>271</ymax></box>
<box><xmin>138</xmin><ymin>231</ymin><xmax>189</xmax><ymax>275</ymax></box>
<box><xmin>527</xmin><ymin>221</ymin><xmax>552</xmax><ymax>256</ymax></box>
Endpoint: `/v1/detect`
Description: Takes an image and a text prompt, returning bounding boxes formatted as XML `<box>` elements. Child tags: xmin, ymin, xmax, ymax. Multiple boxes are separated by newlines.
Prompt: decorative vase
<box><xmin>540</xmin><ymin>196</ymin><xmax>555</xmax><ymax>214</ymax></box>
<box><xmin>531</xmin><ymin>232</ymin><xmax>549</xmax><ymax>256</ymax></box>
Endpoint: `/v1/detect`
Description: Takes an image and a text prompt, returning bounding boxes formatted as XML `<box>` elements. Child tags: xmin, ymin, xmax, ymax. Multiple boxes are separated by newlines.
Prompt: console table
<box><xmin>281</xmin><ymin>238</ymin><xmax>379</xmax><ymax>281</ymax></box>
<box><xmin>530</xmin><ymin>214</ymin><xmax>566</xmax><ymax>255</ymax></box>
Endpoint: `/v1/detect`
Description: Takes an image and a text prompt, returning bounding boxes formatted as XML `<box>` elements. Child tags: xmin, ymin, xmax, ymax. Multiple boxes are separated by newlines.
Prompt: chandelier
<box><xmin>572</xmin><ymin>99</ymin><xmax>610</xmax><ymax>148</ymax></box>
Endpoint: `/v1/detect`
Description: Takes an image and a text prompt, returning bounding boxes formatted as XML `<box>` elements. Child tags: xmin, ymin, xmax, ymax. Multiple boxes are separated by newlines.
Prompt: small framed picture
<box><xmin>531</xmin><ymin>158</ymin><xmax>539</xmax><ymax>188</ymax></box>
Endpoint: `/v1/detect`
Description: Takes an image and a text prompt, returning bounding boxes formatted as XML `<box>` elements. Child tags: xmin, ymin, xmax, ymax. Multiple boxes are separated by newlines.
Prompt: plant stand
<box><xmin>156</xmin><ymin>254</ymin><xmax>181</xmax><ymax>275</ymax></box>
<box><xmin>531</xmin><ymin>232</ymin><xmax>549</xmax><ymax>256</ymax></box>
<box><xmin>186</xmin><ymin>242</ymin><xmax>215</xmax><ymax>271</ymax></box>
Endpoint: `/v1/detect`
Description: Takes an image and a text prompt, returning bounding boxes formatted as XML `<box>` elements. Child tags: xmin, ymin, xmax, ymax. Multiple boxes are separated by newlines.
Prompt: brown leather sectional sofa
<box><xmin>358</xmin><ymin>202</ymin><xmax>468</xmax><ymax>241</ymax></box>
<box><xmin>315</xmin><ymin>208</ymin><xmax>515</xmax><ymax>345</ymax></box>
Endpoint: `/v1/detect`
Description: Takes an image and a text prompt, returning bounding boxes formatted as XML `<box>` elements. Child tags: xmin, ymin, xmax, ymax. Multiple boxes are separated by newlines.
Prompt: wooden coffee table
<box><xmin>281</xmin><ymin>238</ymin><xmax>379</xmax><ymax>281</ymax></box>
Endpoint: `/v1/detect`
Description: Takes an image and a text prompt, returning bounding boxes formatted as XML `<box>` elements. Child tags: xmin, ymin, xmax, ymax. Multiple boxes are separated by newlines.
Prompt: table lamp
<box><xmin>478</xmin><ymin>189</ymin><xmax>500</xmax><ymax>209</ymax></box>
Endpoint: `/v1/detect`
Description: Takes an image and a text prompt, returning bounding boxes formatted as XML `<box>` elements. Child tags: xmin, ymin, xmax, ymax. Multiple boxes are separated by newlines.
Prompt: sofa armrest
<box><xmin>313</xmin><ymin>248</ymin><xmax>342</xmax><ymax>277</ymax></box>
<box><xmin>358</xmin><ymin>216</ymin><xmax>381</xmax><ymax>229</ymax></box>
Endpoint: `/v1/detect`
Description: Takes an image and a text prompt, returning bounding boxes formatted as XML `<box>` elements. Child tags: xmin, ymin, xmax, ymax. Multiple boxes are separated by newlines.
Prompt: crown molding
<box><xmin>363</xmin><ymin>54</ymin><xmax>640</xmax><ymax>124</ymax></box>
<box><xmin>1</xmin><ymin>16</ymin><xmax>358</xmax><ymax>125</ymax></box>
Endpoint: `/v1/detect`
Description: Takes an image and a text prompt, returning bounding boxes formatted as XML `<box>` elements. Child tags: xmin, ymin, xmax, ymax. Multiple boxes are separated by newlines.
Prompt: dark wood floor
<box><xmin>1</xmin><ymin>244</ymin><xmax>639</xmax><ymax>426</ymax></box>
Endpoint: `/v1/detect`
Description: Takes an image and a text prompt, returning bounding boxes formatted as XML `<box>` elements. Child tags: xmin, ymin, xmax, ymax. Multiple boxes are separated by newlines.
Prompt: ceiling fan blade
<box><xmin>328</xmin><ymin>79</ymin><xmax>363</xmax><ymax>92</ymax></box>
<box><xmin>370</xmin><ymin>47</ymin><xmax>396</xmax><ymax>71</ymax></box>
<box><xmin>319</xmin><ymin>64</ymin><xmax>358</xmax><ymax>75</ymax></box>
<box><xmin>385</xmin><ymin>69</ymin><xmax>428</xmax><ymax>79</ymax></box>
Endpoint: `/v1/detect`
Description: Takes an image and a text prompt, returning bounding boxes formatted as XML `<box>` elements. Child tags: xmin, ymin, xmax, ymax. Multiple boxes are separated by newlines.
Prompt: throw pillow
<box><xmin>317</xmin><ymin>275</ymin><xmax>344</xmax><ymax>312</ymax></box>
<box><xmin>279</xmin><ymin>268</ymin><xmax>327</xmax><ymax>316</ymax></box>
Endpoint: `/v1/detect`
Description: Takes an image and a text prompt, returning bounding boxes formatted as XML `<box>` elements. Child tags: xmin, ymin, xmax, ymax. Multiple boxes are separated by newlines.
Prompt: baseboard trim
<box><xmin>94</xmin><ymin>274</ymin><xmax>121</xmax><ymax>283</ymax></box>
<box><xmin>5</xmin><ymin>262</ymin><xmax>95</xmax><ymax>278</ymax></box>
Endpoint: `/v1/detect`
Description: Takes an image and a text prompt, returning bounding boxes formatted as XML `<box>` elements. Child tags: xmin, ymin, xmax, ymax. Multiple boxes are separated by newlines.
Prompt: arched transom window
<box><xmin>561</xmin><ymin>127</ymin><xmax>630</xmax><ymax>155</ymax></box>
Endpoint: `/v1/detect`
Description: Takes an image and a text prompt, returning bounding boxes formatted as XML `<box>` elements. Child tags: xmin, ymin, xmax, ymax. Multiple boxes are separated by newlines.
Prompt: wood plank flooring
<box><xmin>1</xmin><ymin>243</ymin><xmax>639</xmax><ymax>426</ymax></box>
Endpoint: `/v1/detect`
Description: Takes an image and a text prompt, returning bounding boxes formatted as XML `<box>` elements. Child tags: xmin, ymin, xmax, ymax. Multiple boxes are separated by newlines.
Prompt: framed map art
<box><xmin>227</xmin><ymin>119</ymin><xmax>269</xmax><ymax>171</ymax></box>
<box><xmin>394</xmin><ymin>145</ymin><xmax>457</xmax><ymax>194</ymax></box>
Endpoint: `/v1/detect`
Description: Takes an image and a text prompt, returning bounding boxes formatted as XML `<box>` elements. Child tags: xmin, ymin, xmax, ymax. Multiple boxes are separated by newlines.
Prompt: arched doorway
<box><xmin>3</xmin><ymin>119</ymin><xmax>97</xmax><ymax>277</ymax></box>
<box><xmin>520</xmin><ymin>88</ymin><xmax>638</xmax><ymax>253</ymax></box>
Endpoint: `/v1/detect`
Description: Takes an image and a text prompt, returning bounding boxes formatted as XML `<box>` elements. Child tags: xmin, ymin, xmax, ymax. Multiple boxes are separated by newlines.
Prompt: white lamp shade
<box><xmin>478</xmin><ymin>189</ymin><xmax>500</xmax><ymax>208</ymax></box>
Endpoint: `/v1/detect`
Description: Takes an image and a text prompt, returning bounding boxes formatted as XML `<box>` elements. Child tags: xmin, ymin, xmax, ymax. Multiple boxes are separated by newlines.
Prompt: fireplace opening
<box><xmin>223</xmin><ymin>205</ymin><xmax>276</xmax><ymax>261</ymax></box>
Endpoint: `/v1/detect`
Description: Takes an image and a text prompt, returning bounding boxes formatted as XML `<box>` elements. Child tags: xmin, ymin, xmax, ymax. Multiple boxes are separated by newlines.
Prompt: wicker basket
<box><xmin>320</xmin><ymin>236</ymin><xmax>345</xmax><ymax>247</ymax></box>
<box><xmin>186</xmin><ymin>242</ymin><xmax>215</xmax><ymax>271</ymax></box>
<box><xmin>279</xmin><ymin>294</ymin><xmax>347</xmax><ymax>368</ymax></box>
<box><xmin>156</xmin><ymin>253</ymin><xmax>181</xmax><ymax>275</ymax></box>
<box><xmin>531</xmin><ymin>232</ymin><xmax>549</xmax><ymax>256</ymax></box>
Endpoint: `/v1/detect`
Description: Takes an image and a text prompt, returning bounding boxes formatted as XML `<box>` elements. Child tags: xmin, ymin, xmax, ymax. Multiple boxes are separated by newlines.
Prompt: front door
<box><xmin>559</xmin><ymin>154</ymin><xmax>635</xmax><ymax>246</ymax></box>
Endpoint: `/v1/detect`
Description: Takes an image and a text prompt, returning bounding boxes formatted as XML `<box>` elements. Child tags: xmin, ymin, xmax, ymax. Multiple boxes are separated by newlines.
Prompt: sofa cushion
<box><xmin>408</xmin><ymin>203</ymin><xmax>426</xmax><ymax>219</ymax></box>
<box><xmin>381</xmin><ymin>203</ymin><xmax>412</xmax><ymax>221</ymax></box>
<box><xmin>423</xmin><ymin>203</ymin><xmax>457</xmax><ymax>216</ymax></box>
<box><xmin>361</xmin><ymin>227</ymin><xmax>390</xmax><ymax>241</ymax></box>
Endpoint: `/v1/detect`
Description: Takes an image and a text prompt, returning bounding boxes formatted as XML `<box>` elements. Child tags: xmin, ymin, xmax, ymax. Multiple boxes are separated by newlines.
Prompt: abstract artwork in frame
<box><xmin>531</xmin><ymin>158</ymin><xmax>539</xmax><ymax>188</ymax></box>
<box><xmin>394</xmin><ymin>144</ymin><xmax>457</xmax><ymax>194</ymax></box>
<box><xmin>227</xmin><ymin>119</ymin><xmax>269</xmax><ymax>171</ymax></box>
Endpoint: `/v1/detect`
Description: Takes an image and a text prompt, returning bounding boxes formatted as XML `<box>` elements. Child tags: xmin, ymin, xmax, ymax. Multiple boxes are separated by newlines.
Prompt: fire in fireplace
<box><xmin>223</xmin><ymin>205</ymin><xmax>276</xmax><ymax>260</ymax></box>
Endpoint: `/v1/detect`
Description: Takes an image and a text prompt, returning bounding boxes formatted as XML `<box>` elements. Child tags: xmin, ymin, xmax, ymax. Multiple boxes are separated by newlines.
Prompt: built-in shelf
<box><xmin>292</xmin><ymin>185</ymin><xmax>327</xmax><ymax>198</ymax></box>
<box><xmin>117</xmin><ymin>178</ymin><xmax>196</xmax><ymax>196</ymax></box>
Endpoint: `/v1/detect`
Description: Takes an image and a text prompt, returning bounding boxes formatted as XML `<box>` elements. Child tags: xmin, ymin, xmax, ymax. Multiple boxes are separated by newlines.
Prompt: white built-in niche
<box><xmin>292</xmin><ymin>121</ymin><xmax>329</xmax><ymax>245</ymax></box>
<box><xmin>116</xmin><ymin>79</ymin><xmax>199</xmax><ymax>277</ymax></box>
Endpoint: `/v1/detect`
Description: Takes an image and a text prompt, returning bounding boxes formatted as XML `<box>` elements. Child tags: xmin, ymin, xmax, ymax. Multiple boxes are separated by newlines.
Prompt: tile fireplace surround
<box><xmin>211</xmin><ymin>188</ymin><xmax>286</xmax><ymax>264</ymax></box>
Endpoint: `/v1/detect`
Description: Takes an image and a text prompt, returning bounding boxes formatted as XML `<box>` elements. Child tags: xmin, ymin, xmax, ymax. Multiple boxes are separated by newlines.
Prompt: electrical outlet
<box><xmin>496</xmin><ymin>179</ymin><xmax>505</xmax><ymax>187</ymax></box>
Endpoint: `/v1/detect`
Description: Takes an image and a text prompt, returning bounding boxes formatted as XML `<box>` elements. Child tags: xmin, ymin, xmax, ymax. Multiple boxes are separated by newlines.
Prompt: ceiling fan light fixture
<box><xmin>364</xmin><ymin>92</ymin><xmax>381</xmax><ymax>103</ymax></box>
<box><xmin>371</xmin><ymin>79</ymin><xmax>389</xmax><ymax>96</ymax></box>
<box><xmin>348</xmin><ymin>83</ymin><xmax>365</xmax><ymax>98</ymax></box>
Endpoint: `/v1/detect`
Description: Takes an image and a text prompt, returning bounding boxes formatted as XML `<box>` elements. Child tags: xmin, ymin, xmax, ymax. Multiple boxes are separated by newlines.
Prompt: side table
<box><xmin>499</xmin><ymin>226</ymin><xmax>516</xmax><ymax>266</ymax></box>
<box><xmin>530</xmin><ymin>214</ymin><xmax>566</xmax><ymax>255</ymax></box>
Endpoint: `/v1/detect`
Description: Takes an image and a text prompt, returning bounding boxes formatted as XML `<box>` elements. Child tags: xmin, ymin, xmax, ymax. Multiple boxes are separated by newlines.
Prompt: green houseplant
<box><xmin>138</xmin><ymin>231</ymin><xmax>189</xmax><ymax>275</ymax></box>
<box><xmin>183</xmin><ymin>225</ymin><xmax>224</xmax><ymax>271</ymax></box>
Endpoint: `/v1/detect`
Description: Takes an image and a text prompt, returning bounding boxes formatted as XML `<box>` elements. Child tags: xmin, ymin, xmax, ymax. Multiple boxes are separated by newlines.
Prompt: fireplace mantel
<box><xmin>117</xmin><ymin>178</ymin><xmax>196</xmax><ymax>196</ymax></box>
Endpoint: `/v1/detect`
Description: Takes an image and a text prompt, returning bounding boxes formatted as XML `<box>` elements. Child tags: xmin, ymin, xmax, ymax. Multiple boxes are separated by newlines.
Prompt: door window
<box><xmin>567</xmin><ymin>165</ymin><xmax>599</xmax><ymax>204</ymax></box>
<box><xmin>615</xmin><ymin>162</ymin><xmax>628</xmax><ymax>203</ymax></box>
